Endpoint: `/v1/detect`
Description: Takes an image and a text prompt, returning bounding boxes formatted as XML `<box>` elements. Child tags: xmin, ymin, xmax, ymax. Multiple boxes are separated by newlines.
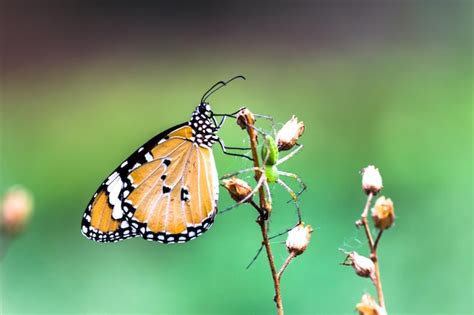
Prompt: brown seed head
<box><xmin>372</xmin><ymin>196</ymin><xmax>395</xmax><ymax>230</ymax></box>
<box><xmin>276</xmin><ymin>115</ymin><xmax>305</xmax><ymax>151</ymax></box>
<box><xmin>286</xmin><ymin>223</ymin><xmax>313</xmax><ymax>256</ymax></box>
<box><xmin>361</xmin><ymin>165</ymin><xmax>383</xmax><ymax>195</ymax></box>
<box><xmin>222</xmin><ymin>177</ymin><xmax>253</xmax><ymax>203</ymax></box>
<box><xmin>236</xmin><ymin>107</ymin><xmax>255</xmax><ymax>129</ymax></box>
<box><xmin>344</xmin><ymin>251</ymin><xmax>376</xmax><ymax>281</ymax></box>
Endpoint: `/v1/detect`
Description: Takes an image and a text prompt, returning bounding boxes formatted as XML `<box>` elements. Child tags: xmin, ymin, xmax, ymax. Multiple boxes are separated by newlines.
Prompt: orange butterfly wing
<box><xmin>123</xmin><ymin>126</ymin><xmax>219</xmax><ymax>243</ymax></box>
<box><xmin>81</xmin><ymin>102</ymin><xmax>228</xmax><ymax>244</ymax></box>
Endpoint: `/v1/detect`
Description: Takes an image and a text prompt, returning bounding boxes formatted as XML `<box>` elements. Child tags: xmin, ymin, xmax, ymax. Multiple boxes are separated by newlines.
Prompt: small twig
<box><xmin>359</xmin><ymin>192</ymin><xmax>375</xmax><ymax>251</ymax></box>
<box><xmin>277</xmin><ymin>251</ymin><xmax>296</xmax><ymax>282</ymax></box>
<box><xmin>359</xmin><ymin>192</ymin><xmax>386</xmax><ymax>311</ymax></box>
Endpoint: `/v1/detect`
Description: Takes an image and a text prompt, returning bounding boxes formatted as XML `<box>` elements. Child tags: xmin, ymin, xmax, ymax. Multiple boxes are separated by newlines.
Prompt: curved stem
<box><xmin>277</xmin><ymin>251</ymin><xmax>296</xmax><ymax>282</ymax></box>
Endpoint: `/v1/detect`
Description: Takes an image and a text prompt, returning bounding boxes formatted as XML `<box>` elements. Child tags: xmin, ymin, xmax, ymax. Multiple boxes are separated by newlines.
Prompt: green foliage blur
<box><xmin>1</xmin><ymin>2</ymin><xmax>472</xmax><ymax>314</ymax></box>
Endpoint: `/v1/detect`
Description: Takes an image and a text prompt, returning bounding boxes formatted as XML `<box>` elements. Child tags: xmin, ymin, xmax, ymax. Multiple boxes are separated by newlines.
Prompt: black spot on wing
<box><xmin>180</xmin><ymin>187</ymin><xmax>190</xmax><ymax>201</ymax></box>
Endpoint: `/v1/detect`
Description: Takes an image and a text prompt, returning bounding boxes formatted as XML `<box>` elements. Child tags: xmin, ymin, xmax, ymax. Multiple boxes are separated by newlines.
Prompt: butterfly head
<box><xmin>191</xmin><ymin>102</ymin><xmax>215</xmax><ymax>124</ymax></box>
<box><xmin>197</xmin><ymin>102</ymin><xmax>214</xmax><ymax>118</ymax></box>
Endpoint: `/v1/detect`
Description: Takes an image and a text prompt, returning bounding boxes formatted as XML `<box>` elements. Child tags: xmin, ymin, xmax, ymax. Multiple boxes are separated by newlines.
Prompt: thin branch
<box><xmin>359</xmin><ymin>192</ymin><xmax>375</xmax><ymax>251</ymax></box>
<box><xmin>359</xmin><ymin>192</ymin><xmax>386</xmax><ymax>311</ymax></box>
<box><xmin>246</xmin><ymin>116</ymin><xmax>269</xmax><ymax>213</ymax></box>
<box><xmin>277</xmin><ymin>251</ymin><xmax>296</xmax><ymax>282</ymax></box>
<box><xmin>241</xmin><ymin>109</ymin><xmax>284</xmax><ymax>315</ymax></box>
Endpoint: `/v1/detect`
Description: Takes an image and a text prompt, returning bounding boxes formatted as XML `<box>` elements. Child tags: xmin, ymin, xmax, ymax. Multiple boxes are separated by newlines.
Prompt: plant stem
<box><xmin>360</xmin><ymin>192</ymin><xmax>375</xmax><ymax>251</ymax></box>
<box><xmin>259</xmin><ymin>217</ymin><xmax>283</xmax><ymax>315</ymax></box>
<box><xmin>242</xmin><ymin>109</ymin><xmax>283</xmax><ymax>315</ymax></box>
<box><xmin>359</xmin><ymin>192</ymin><xmax>386</xmax><ymax>311</ymax></box>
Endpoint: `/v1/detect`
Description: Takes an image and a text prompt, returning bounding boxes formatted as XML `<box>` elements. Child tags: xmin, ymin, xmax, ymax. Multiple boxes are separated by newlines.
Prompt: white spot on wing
<box><xmin>106</xmin><ymin>172</ymin><xmax>119</xmax><ymax>185</ymax></box>
<box><xmin>107</xmin><ymin>175</ymin><xmax>124</xmax><ymax>220</ymax></box>
<box><xmin>145</xmin><ymin>152</ymin><xmax>153</xmax><ymax>162</ymax></box>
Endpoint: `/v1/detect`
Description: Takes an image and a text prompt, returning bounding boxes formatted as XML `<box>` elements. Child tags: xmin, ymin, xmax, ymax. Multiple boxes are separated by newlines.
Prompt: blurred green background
<box><xmin>1</xmin><ymin>1</ymin><xmax>472</xmax><ymax>314</ymax></box>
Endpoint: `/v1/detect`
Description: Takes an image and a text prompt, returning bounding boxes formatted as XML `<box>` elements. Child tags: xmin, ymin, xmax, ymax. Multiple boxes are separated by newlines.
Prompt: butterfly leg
<box><xmin>224</xmin><ymin>145</ymin><xmax>252</xmax><ymax>151</ymax></box>
<box><xmin>215</xmin><ymin>113</ymin><xmax>246</xmax><ymax>129</ymax></box>
<box><xmin>218</xmin><ymin>138</ymin><xmax>253</xmax><ymax>161</ymax></box>
<box><xmin>214</xmin><ymin>108</ymin><xmax>245</xmax><ymax>128</ymax></box>
<box><xmin>276</xmin><ymin>178</ymin><xmax>302</xmax><ymax>224</ymax></box>
<box><xmin>214</xmin><ymin>107</ymin><xmax>246</xmax><ymax>119</ymax></box>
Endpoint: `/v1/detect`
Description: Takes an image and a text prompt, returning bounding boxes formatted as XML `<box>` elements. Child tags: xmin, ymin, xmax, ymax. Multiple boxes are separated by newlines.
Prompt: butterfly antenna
<box><xmin>201</xmin><ymin>75</ymin><xmax>246</xmax><ymax>103</ymax></box>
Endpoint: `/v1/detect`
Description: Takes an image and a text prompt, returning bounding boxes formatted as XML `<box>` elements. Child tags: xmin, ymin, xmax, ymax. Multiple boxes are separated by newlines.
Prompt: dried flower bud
<box><xmin>361</xmin><ymin>165</ymin><xmax>383</xmax><ymax>195</ymax></box>
<box><xmin>236</xmin><ymin>107</ymin><xmax>255</xmax><ymax>129</ymax></box>
<box><xmin>0</xmin><ymin>186</ymin><xmax>34</xmax><ymax>237</ymax></box>
<box><xmin>276</xmin><ymin>115</ymin><xmax>305</xmax><ymax>151</ymax></box>
<box><xmin>222</xmin><ymin>177</ymin><xmax>253</xmax><ymax>203</ymax></box>
<box><xmin>286</xmin><ymin>223</ymin><xmax>313</xmax><ymax>256</ymax></box>
<box><xmin>356</xmin><ymin>294</ymin><xmax>386</xmax><ymax>315</ymax></box>
<box><xmin>372</xmin><ymin>196</ymin><xmax>395</xmax><ymax>230</ymax></box>
<box><xmin>344</xmin><ymin>251</ymin><xmax>375</xmax><ymax>281</ymax></box>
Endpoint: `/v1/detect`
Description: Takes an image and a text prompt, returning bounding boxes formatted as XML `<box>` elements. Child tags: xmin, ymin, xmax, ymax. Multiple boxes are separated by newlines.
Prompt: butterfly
<box><xmin>81</xmin><ymin>76</ymin><xmax>249</xmax><ymax>244</ymax></box>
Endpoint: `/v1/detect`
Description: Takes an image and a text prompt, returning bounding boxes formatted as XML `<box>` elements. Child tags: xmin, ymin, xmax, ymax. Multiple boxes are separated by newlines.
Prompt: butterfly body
<box><xmin>81</xmin><ymin>103</ymin><xmax>222</xmax><ymax>244</ymax></box>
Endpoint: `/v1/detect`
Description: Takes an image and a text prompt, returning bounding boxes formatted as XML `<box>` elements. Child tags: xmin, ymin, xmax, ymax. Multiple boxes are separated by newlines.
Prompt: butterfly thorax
<box><xmin>189</xmin><ymin>103</ymin><xmax>219</xmax><ymax>148</ymax></box>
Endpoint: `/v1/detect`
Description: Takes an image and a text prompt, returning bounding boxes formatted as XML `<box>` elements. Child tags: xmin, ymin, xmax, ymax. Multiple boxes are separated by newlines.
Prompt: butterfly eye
<box><xmin>199</xmin><ymin>103</ymin><xmax>213</xmax><ymax>118</ymax></box>
<box><xmin>198</xmin><ymin>103</ymin><xmax>207</xmax><ymax>114</ymax></box>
